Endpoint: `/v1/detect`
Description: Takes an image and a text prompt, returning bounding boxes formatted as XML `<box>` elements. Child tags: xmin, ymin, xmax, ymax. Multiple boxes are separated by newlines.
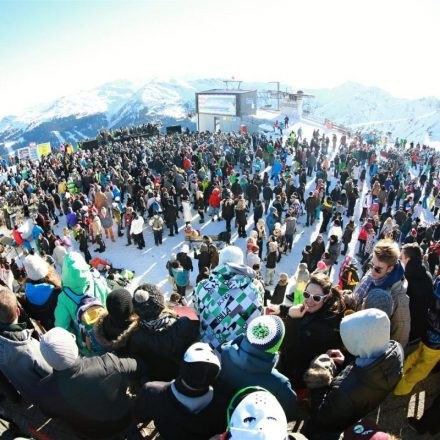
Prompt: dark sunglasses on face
<box><xmin>370</xmin><ymin>263</ymin><xmax>386</xmax><ymax>274</ymax></box>
<box><xmin>303</xmin><ymin>291</ymin><xmax>328</xmax><ymax>303</ymax></box>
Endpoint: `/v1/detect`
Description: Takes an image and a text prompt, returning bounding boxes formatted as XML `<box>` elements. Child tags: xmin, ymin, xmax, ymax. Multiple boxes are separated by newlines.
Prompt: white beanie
<box><xmin>218</xmin><ymin>246</ymin><xmax>244</xmax><ymax>266</ymax></box>
<box><xmin>40</xmin><ymin>327</ymin><xmax>79</xmax><ymax>371</ymax></box>
<box><xmin>24</xmin><ymin>254</ymin><xmax>49</xmax><ymax>281</ymax></box>
<box><xmin>340</xmin><ymin>309</ymin><xmax>390</xmax><ymax>361</ymax></box>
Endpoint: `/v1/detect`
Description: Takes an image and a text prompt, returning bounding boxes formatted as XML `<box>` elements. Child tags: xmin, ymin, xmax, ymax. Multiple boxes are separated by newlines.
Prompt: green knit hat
<box><xmin>246</xmin><ymin>315</ymin><xmax>285</xmax><ymax>354</ymax></box>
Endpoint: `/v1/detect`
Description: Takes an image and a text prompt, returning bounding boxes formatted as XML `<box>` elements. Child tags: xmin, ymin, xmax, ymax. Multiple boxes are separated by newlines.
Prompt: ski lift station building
<box><xmin>195</xmin><ymin>89</ymin><xmax>257</xmax><ymax>133</ymax></box>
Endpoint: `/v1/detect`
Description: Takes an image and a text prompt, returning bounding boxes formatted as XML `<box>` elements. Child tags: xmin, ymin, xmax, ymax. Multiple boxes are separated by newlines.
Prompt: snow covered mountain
<box><xmin>1</xmin><ymin>79</ymin><xmax>439</xmax><ymax>152</ymax></box>
<box><xmin>303</xmin><ymin>82</ymin><xmax>440</xmax><ymax>142</ymax></box>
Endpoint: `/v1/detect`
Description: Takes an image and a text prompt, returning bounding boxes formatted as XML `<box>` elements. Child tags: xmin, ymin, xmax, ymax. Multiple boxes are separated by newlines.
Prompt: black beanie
<box><xmin>105</xmin><ymin>288</ymin><xmax>133</xmax><ymax>326</ymax></box>
<box><xmin>133</xmin><ymin>284</ymin><xmax>165</xmax><ymax>320</ymax></box>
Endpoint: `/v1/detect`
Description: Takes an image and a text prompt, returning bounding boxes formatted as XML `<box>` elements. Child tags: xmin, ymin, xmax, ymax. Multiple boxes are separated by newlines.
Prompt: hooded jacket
<box><xmin>38</xmin><ymin>353</ymin><xmax>144</xmax><ymax>439</ymax></box>
<box><xmin>0</xmin><ymin>323</ymin><xmax>52</xmax><ymax>403</ymax></box>
<box><xmin>219</xmin><ymin>337</ymin><xmax>297</xmax><ymax>420</ymax></box>
<box><xmin>54</xmin><ymin>253</ymin><xmax>109</xmax><ymax>353</ymax></box>
<box><xmin>195</xmin><ymin>263</ymin><xmax>263</xmax><ymax>353</ymax></box>
<box><xmin>307</xmin><ymin>310</ymin><xmax>403</xmax><ymax>435</ymax></box>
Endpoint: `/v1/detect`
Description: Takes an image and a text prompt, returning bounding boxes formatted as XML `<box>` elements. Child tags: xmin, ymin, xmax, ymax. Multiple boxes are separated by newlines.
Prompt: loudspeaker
<box><xmin>81</xmin><ymin>139</ymin><xmax>99</xmax><ymax>150</ymax></box>
<box><xmin>166</xmin><ymin>125</ymin><xmax>182</xmax><ymax>135</ymax></box>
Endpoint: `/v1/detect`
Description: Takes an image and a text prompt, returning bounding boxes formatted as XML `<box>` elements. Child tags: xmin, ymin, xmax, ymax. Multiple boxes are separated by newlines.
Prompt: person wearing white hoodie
<box><xmin>303</xmin><ymin>309</ymin><xmax>403</xmax><ymax>439</ymax></box>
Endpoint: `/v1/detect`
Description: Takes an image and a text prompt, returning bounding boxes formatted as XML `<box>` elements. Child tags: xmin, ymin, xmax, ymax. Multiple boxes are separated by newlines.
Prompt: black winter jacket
<box><xmin>38</xmin><ymin>353</ymin><xmax>145</xmax><ymax>438</ymax></box>
<box><xmin>307</xmin><ymin>341</ymin><xmax>403</xmax><ymax>436</ymax></box>
<box><xmin>279</xmin><ymin>302</ymin><xmax>344</xmax><ymax>388</ymax></box>
<box><xmin>129</xmin><ymin>317</ymin><xmax>199</xmax><ymax>381</ymax></box>
<box><xmin>135</xmin><ymin>381</ymin><xmax>228</xmax><ymax>440</ymax></box>
<box><xmin>405</xmin><ymin>259</ymin><xmax>433</xmax><ymax>342</ymax></box>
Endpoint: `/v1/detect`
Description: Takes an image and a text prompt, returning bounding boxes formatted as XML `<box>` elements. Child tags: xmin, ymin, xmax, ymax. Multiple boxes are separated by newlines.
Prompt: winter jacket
<box><xmin>53</xmin><ymin>244</ymin><xmax>68</xmax><ymax>267</ymax></box>
<box><xmin>263</xmin><ymin>185</ymin><xmax>273</xmax><ymax>201</ymax></box>
<box><xmin>129</xmin><ymin>316</ymin><xmax>199</xmax><ymax>381</ymax></box>
<box><xmin>342</xmin><ymin>223</ymin><xmax>355</xmax><ymax>245</ymax></box>
<box><xmin>235</xmin><ymin>205</ymin><xmax>247</xmax><ymax>226</ymax></box>
<box><xmin>130</xmin><ymin>216</ymin><xmax>144</xmax><ymax>235</ymax></box>
<box><xmin>266</xmin><ymin>250</ymin><xmax>278</xmax><ymax>269</ymax></box>
<box><xmin>38</xmin><ymin>353</ymin><xmax>145</xmax><ymax>439</ymax></box>
<box><xmin>327</xmin><ymin>241</ymin><xmax>341</xmax><ymax>264</ymax></box>
<box><xmin>164</xmin><ymin>204</ymin><xmax>178</xmax><ymax>224</ymax></box>
<box><xmin>91</xmin><ymin>216</ymin><xmax>103</xmax><ymax>236</ymax></box>
<box><xmin>135</xmin><ymin>380</ymin><xmax>228</xmax><ymax>440</ymax></box>
<box><xmin>285</xmin><ymin>217</ymin><xmax>297</xmax><ymax>235</ymax></box>
<box><xmin>55</xmin><ymin>252</ymin><xmax>109</xmax><ymax>353</ymax></box>
<box><xmin>353</xmin><ymin>263</ymin><xmax>410</xmax><ymax>347</ymax></box>
<box><xmin>209</xmin><ymin>189</ymin><xmax>221</xmax><ymax>207</ymax></box>
<box><xmin>24</xmin><ymin>281</ymin><xmax>60</xmax><ymax>330</ymax></box>
<box><xmin>405</xmin><ymin>258</ymin><xmax>433</xmax><ymax>342</ymax></box>
<box><xmin>266</xmin><ymin>207</ymin><xmax>278</xmax><ymax>234</ymax></box>
<box><xmin>172</xmin><ymin>267</ymin><xmax>189</xmax><ymax>287</ymax></box>
<box><xmin>182</xmin><ymin>201</ymin><xmax>192</xmax><ymax>223</ymax></box>
<box><xmin>66</xmin><ymin>208</ymin><xmax>77</xmax><ymax>228</ymax></box>
<box><xmin>279</xmin><ymin>302</ymin><xmax>345</xmax><ymax>388</ymax></box>
<box><xmin>195</xmin><ymin>263</ymin><xmax>263</xmax><ymax>353</ymax></box>
<box><xmin>219</xmin><ymin>337</ymin><xmax>297</xmax><ymax>420</ymax></box>
<box><xmin>221</xmin><ymin>202</ymin><xmax>235</xmax><ymax>221</ymax></box>
<box><xmin>308</xmin><ymin>341</ymin><xmax>403</xmax><ymax>435</ymax></box>
<box><xmin>0</xmin><ymin>322</ymin><xmax>52</xmax><ymax>403</ymax></box>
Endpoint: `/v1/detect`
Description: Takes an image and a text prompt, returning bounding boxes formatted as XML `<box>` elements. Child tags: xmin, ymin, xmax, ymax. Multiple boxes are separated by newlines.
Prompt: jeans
<box><xmin>153</xmin><ymin>229</ymin><xmax>163</xmax><ymax>245</ymax></box>
<box><xmin>264</xmin><ymin>200</ymin><xmax>270</xmax><ymax>214</ymax></box>
<box><xmin>265</xmin><ymin>268</ymin><xmax>275</xmax><ymax>285</ymax></box>
<box><xmin>285</xmin><ymin>233</ymin><xmax>293</xmax><ymax>250</ymax></box>
<box><xmin>238</xmin><ymin>224</ymin><xmax>246</xmax><ymax>237</ymax></box>
<box><xmin>168</xmin><ymin>222</ymin><xmax>178</xmax><ymax>235</ymax></box>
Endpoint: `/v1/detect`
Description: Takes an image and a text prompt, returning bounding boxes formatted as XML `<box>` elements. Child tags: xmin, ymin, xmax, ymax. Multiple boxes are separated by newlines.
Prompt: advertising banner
<box><xmin>18</xmin><ymin>147</ymin><xmax>30</xmax><ymax>160</ymax></box>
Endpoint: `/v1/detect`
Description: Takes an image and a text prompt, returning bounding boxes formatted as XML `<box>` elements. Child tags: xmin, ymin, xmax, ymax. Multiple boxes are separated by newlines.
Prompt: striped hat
<box><xmin>246</xmin><ymin>315</ymin><xmax>285</xmax><ymax>354</ymax></box>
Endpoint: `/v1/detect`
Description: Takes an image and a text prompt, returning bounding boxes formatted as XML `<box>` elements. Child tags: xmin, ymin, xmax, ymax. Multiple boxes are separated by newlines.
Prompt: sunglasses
<box><xmin>370</xmin><ymin>263</ymin><xmax>387</xmax><ymax>274</ymax></box>
<box><xmin>303</xmin><ymin>291</ymin><xmax>328</xmax><ymax>302</ymax></box>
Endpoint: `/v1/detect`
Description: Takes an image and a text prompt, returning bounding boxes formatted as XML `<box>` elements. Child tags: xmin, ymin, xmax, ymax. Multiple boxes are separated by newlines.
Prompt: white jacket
<box><xmin>182</xmin><ymin>201</ymin><xmax>193</xmax><ymax>223</ymax></box>
<box><xmin>130</xmin><ymin>216</ymin><xmax>144</xmax><ymax>235</ymax></box>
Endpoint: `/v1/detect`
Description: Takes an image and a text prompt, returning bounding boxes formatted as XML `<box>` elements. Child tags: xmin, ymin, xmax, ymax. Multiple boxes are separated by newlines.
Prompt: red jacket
<box><xmin>209</xmin><ymin>189</ymin><xmax>221</xmax><ymax>207</ymax></box>
<box><xmin>12</xmin><ymin>229</ymin><xmax>25</xmax><ymax>245</ymax></box>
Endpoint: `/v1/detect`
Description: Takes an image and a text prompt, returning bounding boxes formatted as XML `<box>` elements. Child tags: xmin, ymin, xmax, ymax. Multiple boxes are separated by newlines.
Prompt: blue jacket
<box><xmin>218</xmin><ymin>337</ymin><xmax>297</xmax><ymax>420</ymax></box>
<box><xmin>31</xmin><ymin>224</ymin><xmax>44</xmax><ymax>240</ymax></box>
<box><xmin>266</xmin><ymin>207</ymin><xmax>277</xmax><ymax>234</ymax></box>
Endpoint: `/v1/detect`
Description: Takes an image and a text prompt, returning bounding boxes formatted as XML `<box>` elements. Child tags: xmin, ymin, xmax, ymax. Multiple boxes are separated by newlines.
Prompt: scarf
<box><xmin>140</xmin><ymin>312</ymin><xmax>175</xmax><ymax>332</ymax></box>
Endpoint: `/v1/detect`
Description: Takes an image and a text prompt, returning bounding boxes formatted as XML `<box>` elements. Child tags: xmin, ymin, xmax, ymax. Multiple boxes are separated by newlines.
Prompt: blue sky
<box><xmin>0</xmin><ymin>0</ymin><xmax>439</xmax><ymax>116</ymax></box>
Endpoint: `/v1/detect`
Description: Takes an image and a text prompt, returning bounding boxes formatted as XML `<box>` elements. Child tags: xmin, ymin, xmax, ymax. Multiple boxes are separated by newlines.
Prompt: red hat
<box><xmin>344</xmin><ymin>421</ymin><xmax>391</xmax><ymax>440</ymax></box>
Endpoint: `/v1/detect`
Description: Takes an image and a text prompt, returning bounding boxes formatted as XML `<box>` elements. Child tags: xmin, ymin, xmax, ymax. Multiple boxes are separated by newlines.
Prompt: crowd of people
<box><xmin>0</xmin><ymin>121</ymin><xmax>439</xmax><ymax>440</ymax></box>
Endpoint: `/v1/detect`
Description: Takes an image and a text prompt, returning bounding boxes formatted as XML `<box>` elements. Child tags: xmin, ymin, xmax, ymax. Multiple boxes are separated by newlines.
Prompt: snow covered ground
<box><xmin>6</xmin><ymin>119</ymin><xmax>433</xmax><ymax>302</ymax></box>
<box><xmin>54</xmin><ymin>120</ymin><xmax>354</xmax><ymax>299</ymax></box>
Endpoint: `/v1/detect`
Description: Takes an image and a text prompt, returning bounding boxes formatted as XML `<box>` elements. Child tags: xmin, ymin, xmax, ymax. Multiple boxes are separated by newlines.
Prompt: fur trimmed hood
<box><xmin>93</xmin><ymin>315</ymin><xmax>139</xmax><ymax>351</ymax></box>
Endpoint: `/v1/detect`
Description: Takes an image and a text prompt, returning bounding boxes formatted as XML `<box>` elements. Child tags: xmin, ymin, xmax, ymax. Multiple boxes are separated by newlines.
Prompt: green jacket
<box><xmin>54</xmin><ymin>252</ymin><xmax>109</xmax><ymax>354</ymax></box>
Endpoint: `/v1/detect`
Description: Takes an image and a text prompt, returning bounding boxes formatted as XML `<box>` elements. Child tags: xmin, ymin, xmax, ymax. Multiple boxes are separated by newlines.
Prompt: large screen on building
<box><xmin>198</xmin><ymin>94</ymin><xmax>237</xmax><ymax>116</ymax></box>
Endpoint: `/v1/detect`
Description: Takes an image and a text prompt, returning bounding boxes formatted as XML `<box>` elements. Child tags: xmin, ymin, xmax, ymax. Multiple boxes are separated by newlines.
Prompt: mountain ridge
<box><xmin>1</xmin><ymin>78</ymin><xmax>439</xmax><ymax>151</ymax></box>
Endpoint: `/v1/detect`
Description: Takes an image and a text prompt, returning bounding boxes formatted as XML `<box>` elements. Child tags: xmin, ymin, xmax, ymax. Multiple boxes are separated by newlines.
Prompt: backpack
<box><xmin>340</xmin><ymin>265</ymin><xmax>360</xmax><ymax>291</ymax></box>
<box><xmin>152</xmin><ymin>217</ymin><xmax>162</xmax><ymax>230</ymax></box>
<box><xmin>63</xmin><ymin>287</ymin><xmax>107</xmax><ymax>352</ymax></box>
